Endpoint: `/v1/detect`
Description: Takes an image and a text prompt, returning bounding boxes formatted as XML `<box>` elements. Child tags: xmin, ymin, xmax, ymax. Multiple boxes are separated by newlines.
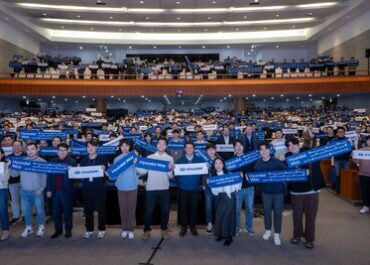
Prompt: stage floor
<box><xmin>0</xmin><ymin>189</ymin><xmax>369</xmax><ymax>265</ymax></box>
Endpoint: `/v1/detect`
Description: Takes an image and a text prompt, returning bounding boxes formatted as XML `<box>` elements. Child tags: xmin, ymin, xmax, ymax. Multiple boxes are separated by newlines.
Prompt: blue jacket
<box><xmin>175</xmin><ymin>155</ymin><xmax>205</xmax><ymax>190</ymax></box>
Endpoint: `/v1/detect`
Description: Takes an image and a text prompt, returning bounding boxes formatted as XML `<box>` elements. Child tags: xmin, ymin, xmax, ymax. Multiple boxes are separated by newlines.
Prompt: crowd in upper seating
<box><xmin>7</xmin><ymin>53</ymin><xmax>360</xmax><ymax>80</ymax></box>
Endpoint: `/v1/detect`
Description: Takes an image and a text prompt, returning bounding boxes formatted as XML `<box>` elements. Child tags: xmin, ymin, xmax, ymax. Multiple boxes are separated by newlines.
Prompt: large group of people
<box><xmin>8</xmin><ymin>53</ymin><xmax>359</xmax><ymax>80</ymax></box>
<box><xmin>0</xmin><ymin>106</ymin><xmax>368</xmax><ymax>250</ymax></box>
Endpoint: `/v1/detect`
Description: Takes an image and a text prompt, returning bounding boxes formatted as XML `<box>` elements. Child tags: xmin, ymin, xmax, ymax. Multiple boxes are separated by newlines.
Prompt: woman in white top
<box><xmin>209</xmin><ymin>157</ymin><xmax>241</xmax><ymax>246</ymax></box>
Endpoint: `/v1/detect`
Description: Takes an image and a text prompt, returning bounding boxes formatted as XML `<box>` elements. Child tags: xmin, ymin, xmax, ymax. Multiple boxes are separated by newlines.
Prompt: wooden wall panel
<box><xmin>0</xmin><ymin>76</ymin><xmax>369</xmax><ymax>96</ymax></box>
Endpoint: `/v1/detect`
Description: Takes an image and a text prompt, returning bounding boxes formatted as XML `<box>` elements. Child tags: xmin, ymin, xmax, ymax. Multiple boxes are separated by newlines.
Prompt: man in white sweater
<box><xmin>137</xmin><ymin>138</ymin><xmax>174</xmax><ymax>240</ymax></box>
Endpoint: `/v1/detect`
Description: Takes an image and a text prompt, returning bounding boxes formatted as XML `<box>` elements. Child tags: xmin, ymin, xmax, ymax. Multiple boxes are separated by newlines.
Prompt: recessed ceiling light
<box><xmin>292</xmin><ymin>25</ymin><xmax>296</xmax><ymax>28</ymax></box>
<box><xmin>202</xmin><ymin>45</ymin><xmax>206</xmax><ymax>48</ymax></box>
<box><xmin>82</xmin><ymin>95</ymin><xmax>86</xmax><ymax>98</ymax></box>
<box><xmin>280</xmin><ymin>94</ymin><xmax>284</xmax><ymax>97</ymax></box>
<box><xmin>178</xmin><ymin>46</ymin><xmax>182</xmax><ymax>48</ymax></box>
<box><xmin>212</xmin><ymin>1</ymin><xmax>217</xmax><ymax>4</ymax></box>
<box><xmin>176</xmin><ymin>1</ymin><xmax>181</xmax><ymax>4</ymax></box>
<box><xmin>276</xmin><ymin>45</ymin><xmax>279</xmax><ymax>48</ymax></box>
<box><xmin>308</xmin><ymin>12</ymin><xmax>313</xmax><ymax>16</ymax></box>
<box><xmin>141</xmin><ymin>95</ymin><xmax>145</xmax><ymax>98</ymax></box>
<box><xmin>264</xmin><ymin>27</ymin><xmax>268</xmax><ymax>30</ymax></box>
<box><xmin>76</xmin><ymin>15</ymin><xmax>81</xmax><ymax>18</ymax></box>
<box><xmin>296</xmin><ymin>96</ymin><xmax>300</xmax><ymax>99</ymax></box>
<box><xmin>42</xmin><ymin>13</ymin><xmax>47</xmax><ymax>16</ymax></box>
<box><xmin>111</xmin><ymin>95</ymin><xmax>114</xmax><ymax>98</ymax></box>
<box><xmin>235</xmin><ymin>28</ymin><xmax>239</xmax><ymax>31</ymax></box>
<box><xmin>227</xmin><ymin>45</ymin><xmax>230</xmax><ymax>48</ymax></box>
<box><xmin>275</xmin><ymin>14</ymin><xmax>280</xmax><ymax>18</ymax></box>
<box><xmin>177</xmin><ymin>29</ymin><xmax>181</xmax><ymax>32</ymax></box>
<box><xmin>243</xmin><ymin>16</ymin><xmax>247</xmax><ymax>19</ymax></box>
<box><xmin>252</xmin><ymin>94</ymin><xmax>256</xmax><ymax>97</ymax></box>
<box><xmin>52</xmin><ymin>96</ymin><xmax>56</xmax><ymax>99</ymax></box>
<box><xmin>263</xmin><ymin>99</ymin><xmax>266</xmax><ymax>102</ymax></box>
<box><xmin>145</xmin><ymin>17</ymin><xmax>150</xmax><ymax>20</ymax></box>
<box><xmin>337</xmin><ymin>94</ymin><xmax>340</xmax><ymax>97</ymax></box>
<box><xmin>129</xmin><ymin>46</ymin><xmax>132</xmax><ymax>49</ymax></box>
<box><xmin>139</xmin><ymin>1</ymin><xmax>144</xmax><ymax>4</ymax></box>
<box><xmin>38</xmin><ymin>98</ymin><xmax>42</xmax><ymax>101</ymax></box>
<box><xmin>60</xmin><ymin>26</ymin><xmax>64</xmax><ymax>28</ymax></box>
<box><xmin>204</xmin><ymin>29</ymin><xmax>208</xmax><ymax>31</ymax></box>
<box><xmin>153</xmin><ymin>46</ymin><xmax>156</xmax><ymax>49</ymax></box>
<box><xmin>109</xmin><ymin>16</ymin><xmax>113</xmax><ymax>19</ymax></box>
<box><xmin>208</xmin><ymin>17</ymin><xmax>212</xmax><ymax>20</ymax></box>
<box><xmin>90</xmin><ymin>27</ymin><xmax>94</xmax><ymax>30</ymax></box>
<box><xmin>79</xmin><ymin>46</ymin><xmax>83</xmax><ymax>50</ymax></box>
<box><xmin>271</xmin><ymin>97</ymin><xmax>274</xmax><ymax>100</ymax></box>
<box><xmin>309</xmin><ymin>94</ymin><xmax>312</xmax><ymax>97</ymax></box>
<box><xmin>64</xmin><ymin>98</ymin><xmax>68</xmax><ymax>101</ymax></box>
<box><xmin>176</xmin><ymin>17</ymin><xmax>181</xmax><ymax>20</ymax></box>
<box><xmin>118</xmin><ymin>28</ymin><xmax>122</xmax><ymax>31</ymax></box>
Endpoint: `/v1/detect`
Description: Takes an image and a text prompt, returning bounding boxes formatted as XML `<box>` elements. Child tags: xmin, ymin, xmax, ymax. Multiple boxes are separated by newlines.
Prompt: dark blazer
<box><xmin>46</xmin><ymin>156</ymin><xmax>77</xmax><ymax>196</ymax></box>
<box><xmin>215</xmin><ymin>135</ymin><xmax>235</xmax><ymax>160</ymax></box>
<box><xmin>238</xmin><ymin>133</ymin><xmax>259</xmax><ymax>153</ymax></box>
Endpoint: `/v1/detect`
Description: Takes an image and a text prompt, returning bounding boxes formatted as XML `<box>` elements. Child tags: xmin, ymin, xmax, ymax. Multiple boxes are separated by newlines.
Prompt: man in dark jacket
<box><xmin>46</xmin><ymin>143</ymin><xmax>77</xmax><ymax>239</ymax></box>
<box><xmin>175</xmin><ymin>142</ymin><xmax>205</xmax><ymax>237</ymax></box>
<box><xmin>215</xmin><ymin>125</ymin><xmax>235</xmax><ymax>160</ymax></box>
<box><xmin>283</xmin><ymin>137</ymin><xmax>326</xmax><ymax>249</ymax></box>
<box><xmin>238</xmin><ymin>124</ymin><xmax>259</xmax><ymax>153</ymax></box>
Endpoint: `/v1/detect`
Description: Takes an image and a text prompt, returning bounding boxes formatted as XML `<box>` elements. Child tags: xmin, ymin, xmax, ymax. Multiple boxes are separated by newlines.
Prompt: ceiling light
<box><xmin>42</xmin><ymin>13</ymin><xmax>47</xmax><ymax>16</ymax></box>
<box><xmin>227</xmin><ymin>45</ymin><xmax>230</xmax><ymax>48</ymax></box>
<box><xmin>243</xmin><ymin>16</ymin><xmax>247</xmax><ymax>19</ymax></box>
<box><xmin>111</xmin><ymin>95</ymin><xmax>114</xmax><ymax>98</ymax></box>
<box><xmin>64</xmin><ymin>98</ymin><xmax>68</xmax><ymax>101</ymax></box>
<box><xmin>139</xmin><ymin>1</ymin><xmax>144</xmax><ymax>4</ymax></box>
<box><xmin>76</xmin><ymin>15</ymin><xmax>81</xmax><ymax>18</ymax></box>
<box><xmin>90</xmin><ymin>27</ymin><xmax>94</xmax><ymax>30</ymax></box>
<box><xmin>145</xmin><ymin>17</ymin><xmax>149</xmax><ymax>20</ymax></box>
<box><xmin>309</xmin><ymin>94</ymin><xmax>312</xmax><ymax>97</ymax></box>
<box><xmin>141</xmin><ymin>95</ymin><xmax>145</xmax><ymax>98</ymax></box>
<box><xmin>109</xmin><ymin>16</ymin><xmax>113</xmax><ymax>19</ymax></box>
<box><xmin>280</xmin><ymin>94</ymin><xmax>284</xmax><ymax>97</ymax></box>
<box><xmin>176</xmin><ymin>2</ymin><xmax>181</xmax><ymax>4</ymax></box>
<box><xmin>82</xmin><ymin>95</ymin><xmax>86</xmax><ymax>98</ymax></box>
<box><xmin>60</xmin><ymin>26</ymin><xmax>64</xmax><ymax>29</ymax></box>
<box><xmin>337</xmin><ymin>94</ymin><xmax>340</xmax><ymax>97</ymax></box>
<box><xmin>275</xmin><ymin>14</ymin><xmax>280</xmax><ymax>18</ymax></box>
<box><xmin>308</xmin><ymin>12</ymin><xmax>313</xmax><ymax>16</ymax></box>
<box><xmin>212</xmin><ymin>1</ymin><xmax>217</xmax><ymax>4</ymax></box>
<box><xmin>276</xmin><ymin>45</ymin><xmax>279</xmax><ymax>48</ymax></box>
<box><xmin>129</xmin><ymin>46</ymin><xmax>132</xmax><ymax>49</ymax></box>
<box><xmin>42</xmin><ymin>17</ymin><xmax>315</xmax><ymax>28</ymax></box>
<box><xmin>79</xmin><ymin>46</ymin><xmax>83</xmax><ymax>49</ymax></box>
<box><xmin>178</xmin><ymin>46</ymin><xmax>182</xmax><ymax>48</ymax></box>
<box><xmin>75</xmin><ymin>100</ymin><xmax>79</xmax><ymax>103</ymax></box>
<box><xmin>202</xmin><ymin>45</ymin><xmax>206</xmax><ymax>48</ymax></box>
<box><xmin>208</xmin><ymin>17</ymin><xmax>212</xmax><ymax>20</ymax></box>
<box><xmin>252</xmin><ymin>94</ymin><xmax>256</xmax><ymax>97</ymax></box>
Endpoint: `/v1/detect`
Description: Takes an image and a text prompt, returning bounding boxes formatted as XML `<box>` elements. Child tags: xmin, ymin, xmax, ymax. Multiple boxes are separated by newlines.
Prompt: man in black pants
<box><xmin>175</xmin><ymin>142</ymin><xmax>204</xmax><ymax>237</ymax></box>
<box><xmin>46</xmin><ymin>143</ymin><xmax>77</xmax><ymax>238</ymax></box>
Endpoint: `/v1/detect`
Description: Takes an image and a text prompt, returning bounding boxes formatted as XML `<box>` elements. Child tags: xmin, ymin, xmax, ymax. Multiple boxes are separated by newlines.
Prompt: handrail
<box><xmin>0</xmin><ymin>69</ymin><xmax>369</xmax><ymax>80</ymax></box>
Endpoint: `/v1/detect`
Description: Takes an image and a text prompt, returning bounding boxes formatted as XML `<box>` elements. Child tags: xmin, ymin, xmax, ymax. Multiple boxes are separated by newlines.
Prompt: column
<box><xmin>234</xmin><ymin>96</ymin><xmax>247</xmax><ymax>112</ymax></box>
<box><xmin>95</xmin><ymin>98</ymin><xmax>107</xmax><ymax>113</ymax></box>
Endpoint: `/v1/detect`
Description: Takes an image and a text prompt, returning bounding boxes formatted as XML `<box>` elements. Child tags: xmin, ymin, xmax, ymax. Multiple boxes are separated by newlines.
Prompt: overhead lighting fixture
<box><xmin>41</xmin><ymin>17</ymin><xmax>315</xmax><ymax>28</ymax></box>
<box><xmin>18</xmin><ymin>2</ymin><xmax>338</xmax><ymax>14</ymax></box>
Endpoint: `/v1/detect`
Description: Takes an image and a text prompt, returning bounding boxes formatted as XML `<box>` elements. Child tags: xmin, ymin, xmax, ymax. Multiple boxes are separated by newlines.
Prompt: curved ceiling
<box><xmin>0</xmin><ymin>0</ymin><xmax>368</xmax><ymax>45</ymax></box>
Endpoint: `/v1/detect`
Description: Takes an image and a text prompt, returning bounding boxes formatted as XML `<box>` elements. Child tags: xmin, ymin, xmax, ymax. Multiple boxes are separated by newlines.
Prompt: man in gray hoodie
<box><xmin>18</xmin><ymin>142</ymin><xmax>47</xmax><ymax>238</ymax></box>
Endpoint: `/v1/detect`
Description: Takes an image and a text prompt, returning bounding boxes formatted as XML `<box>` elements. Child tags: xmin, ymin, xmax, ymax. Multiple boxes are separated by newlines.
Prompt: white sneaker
<box><xmin>83</xmin><ymin>231</ymin><xmax>93</xmax><ymax>239</ymax></box>
<box><xmin>274</xmin><ymin>233</ymin><xmax>282</xmax><ymax>246</ymax></box>
<box><xmin>1</xmin><ymin>231</ymin><xmax>9</xmax><ymax>241</ymax></box>
<box><xmin>36</xmin><ymin>225</ymin><xmax>45</xmax><ymax>237</ymax></box>
<box><xmin>128</xmin><ymin>232</ymin><xmax>135</xmax><ymax>239</ymax></box>
<box><xmin>262</xmin><ymin>230</ymin><xmax>271</xmax><ymax>240</ymax></box>
<box><xmin>360</xmin><ymin>206</ymin><xmax>369</xmax><ymax>214</ymax></box>
<box><xmin>206</xmin><ymin>223</ymin><xmax>213</xmax><ymax>233</ymax></box>
<box><xmin>235</xmin><ymin>229</ymin><xmax>242</xmax><ymax>236</ymax></box>
<box><xmin>97</xmin><ymin>230</ymin><xmax>106</xmax><ymax>238</ymax></box>
<box><xmin>121</xmin><ymin>231</ymin><xmax>128</xmax><ymax>238</ymax></box>
<box><xmin>21</xmin><ymin>227</ymin><xmax>34</xmax><ymax>238</ymax></box>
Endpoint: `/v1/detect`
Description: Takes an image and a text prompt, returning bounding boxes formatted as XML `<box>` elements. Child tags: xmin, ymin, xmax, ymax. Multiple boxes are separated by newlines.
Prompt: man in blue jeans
<box><xmin>18</xmin><ymin>142</ymin><xmax>48</xmax><ymax>238</ymax></box>
<box><xmin>231</xmin><ymin>140</ymin><xmax>255</xmax><ymax>236</ymax></box>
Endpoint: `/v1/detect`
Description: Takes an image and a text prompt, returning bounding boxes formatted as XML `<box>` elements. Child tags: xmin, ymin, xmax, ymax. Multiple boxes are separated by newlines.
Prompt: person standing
<box><xmin>232</xmin><ymin>140</ymin><xmax>255</xmax><ymax>236</ymax></box>
<box><xmin>283</xmin><ymin>137</ymin><xmax>325</xmax><ymax>249</ymax></box>
<box><xmin>80</xmin><ymin>140</ymin><xmax>109</xmax><ymax>239</ymax></box>
<box><xmin>112</xmin><ymin>139</ymin><xmax>139</xmax><ymax>239</ymax></box>
<box><xmin>7</xmin><ymin>140</ymin><xmax>26</xmax><ymax>225</ymax></box>
<box><xmin>138</xmin><ymin>138</ymin><xmax>174</xmax><ymax>240</ymax></box>
<box><xmin>46</xmin><ymin>143</ymin><xmax>77</xmax><ymax>239</ymax></box>
<box><xmin>176</xmin><ymin>142</ymin><xmax>204</xmax><ymax>237</ymax></box>
<box><xmin>210</xmin><ymin>157</ymin><xmax>241</xmax><ymax>246</ymax></box>
<box><xmin>0</xmin><ymin>148</ymin><xmax>10</xmax><ymax>240</ymax></box>
<box><xmin>253</xmin><ymin>142</ymin><xmax>287</xmax><ymax>246</ymax></box>
<box><xmin>354</xmin><ymin>136</ymin><xmax>370</xmax><ymax>214</ymax></box>
<box><xmin>19</xmin><ymin>142</ymin><xmax>48</xmax><ymax>238</ymax></box>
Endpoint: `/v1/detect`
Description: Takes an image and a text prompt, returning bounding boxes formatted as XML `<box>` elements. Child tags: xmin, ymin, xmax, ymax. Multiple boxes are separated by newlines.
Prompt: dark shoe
<box><xmin>10</xmin><ymin>218</ymin><xmax>20</xmax><ymax>226</ymax></box>
<box><xmin>65</xmin><ymin>230</ymin><xmax>72</xmax><ymax>238</ymax></box>
<box><xmin>290</xmin><ymin>237</ymin><xmax>300</xmax><ymax>244</ymax></box>
<box><xmin>179</xmin><ymin>228</ymin><xmax>187</xmax><ymax>237</ymax></box>
<box><xmin>216</xmin><ymin>236</ymin><xmax>223</xmax><ymax>242</ymax></box>
<box><xmin>190</xmin><ymin>228</ymin><xmax>199</xmax><ymax>236</ymax></box>
<box><xmin>305</xmin><ymin>242</ymin><xmax>314</xmax><ymax>249</ymax></box>
<box><xmin>50</xmin><ymin>231</ymin><xmax>63</xmax><ymax>239</ymax></box>
<box><xmin>224</xmin><ymin>237</ymin><xmax>233</xmax><ymax>246</ymax></box>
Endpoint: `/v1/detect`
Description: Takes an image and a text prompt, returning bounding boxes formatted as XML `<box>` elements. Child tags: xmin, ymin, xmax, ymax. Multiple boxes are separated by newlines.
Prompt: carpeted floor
<box><xmin>0</xmin><ymin>189</ymin><xmax>369</xmax><ymax>265</ymax></box>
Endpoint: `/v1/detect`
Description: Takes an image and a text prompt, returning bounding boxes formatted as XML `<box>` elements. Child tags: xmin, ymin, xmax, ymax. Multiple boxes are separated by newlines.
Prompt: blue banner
<box><xmin>19</xmin><ymin>130</ymin><xmax>67</xmax><ymax>140</ymax></box>
<box><xmin>107</xmin><ymin>151</ymin><xmax>136</xmax><ymax>181</ymax></box>
<box><xmin>123</xmin><ymin>134</ymin><xmax>142</xmax><ymax>141</ymax></box>
<box><xmin>136</xmin><ymin>157</ymin><xmax>170</xmax><ymax>172</ymax></box>
<box><xmin>208</xmin><ymin>172</ymin><xmax>242</xmax><ymax>188</ymax></box>
<box><xmin>314</xmin><ymin>132</ymin><xmax>328</xmax><ymax>138</ymax></box>
<box><xmin>64</xmin><ymin>127</ymin><xmax>79</xmax><ymax>135</ymax></box>
<box><xmin>134</xmin><ymin>139</ymin><xmax>157</xmax><ymax>153</ymax></box>
<box><xmin>81</xmin><ymin>122</ymin><xmax>102</xmax><ymax>128</ymax></box>
<box><xmin>248</xmin><ymin>169</ymin><xmax>308</xmax><ymax>183</ymax></box>
<box><xmin>194</xmin><ymin>143</ymin><xmax>208</xmax><ymax>150</ymax></box>
<box><xmin>71</xmin><ymin>146</ymin><xmax>117</xmax><ymax>156</ymax></box>
<box><xmin>225</xmin><ymin>150</ymin><xmax>261</xmax><ymax>171</ymax></box>
<box><xmin>167</xmin><ymin>141</ymin><xmax>185</xmax><ymax>150</ymax></box>
<box><xmin>9</xmin><ymin>158</ymin><xmax>68</xmax><ymax>174</ymax></box>
<box><xmin>195</xmin><ymin>149</ymin><xmax>212</xmax><ymax>164</ymax></box>
<box><xmin>255</xmin><ymin>130</ymin><xmax>266</xmax><ymax>141</ymax></box>
<box><xmin>71</xmin><ymin>139</ymin><xmax>86</xmax><ymax>148</ymax></box>
<box><xmin>39</xmin><ymin>147</ymin><xmax>57</xmax><ymax>156</ymax></box>
<box><xmin>286</xmin><ymin>140</ymin><xmax>353</xmax><ymax>168</ymax></box>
